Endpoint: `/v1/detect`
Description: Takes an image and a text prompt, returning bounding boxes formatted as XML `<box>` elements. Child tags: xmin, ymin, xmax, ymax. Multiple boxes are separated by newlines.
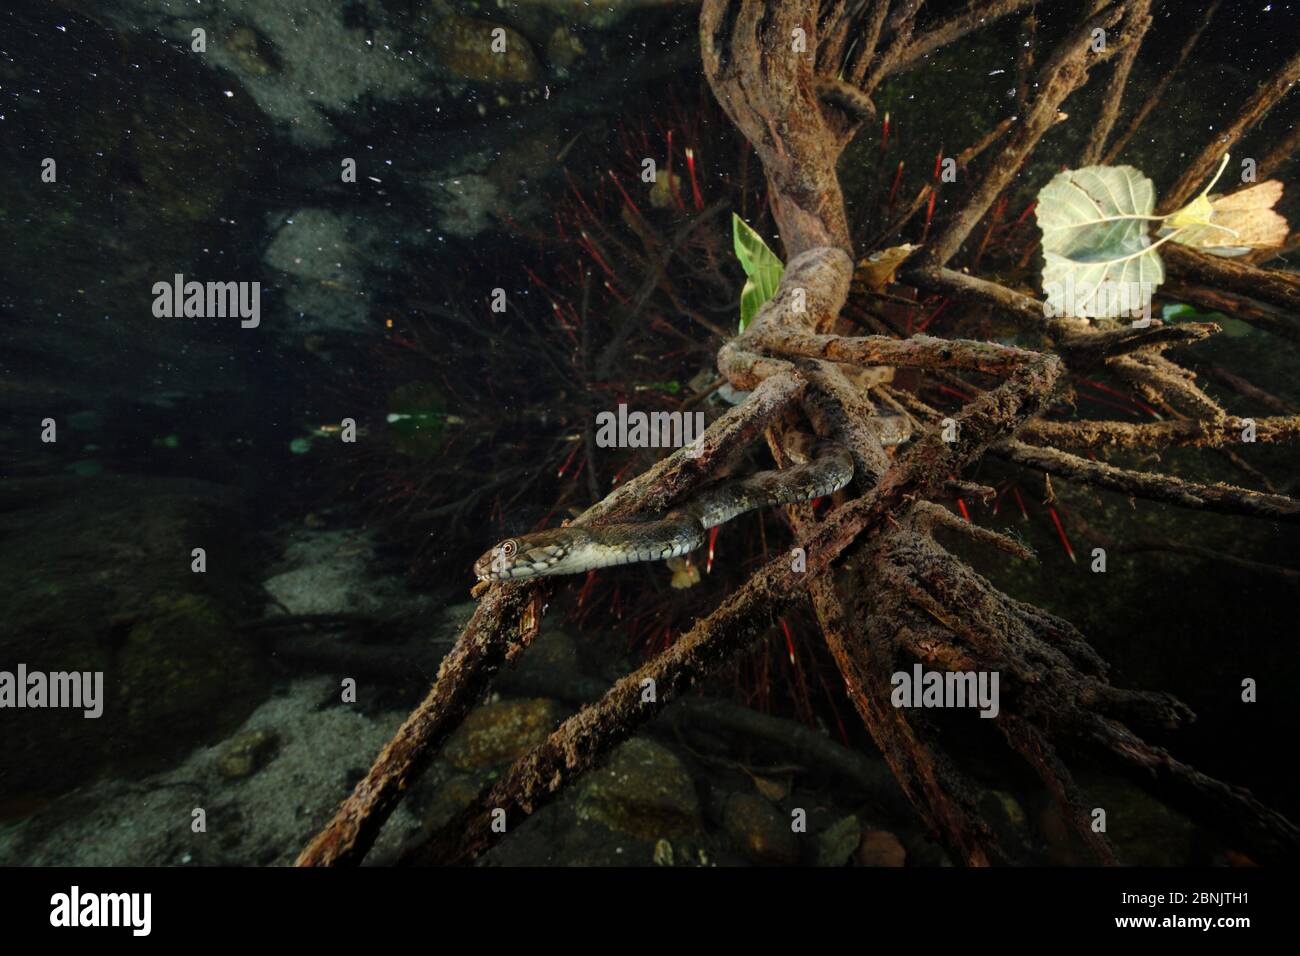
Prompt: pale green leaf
<box><xmin>732</xmin><ymin>213</ymin><xmax>784</xmax><ymax>332</ymax></box>
<box><xmin>1036</xmin><ymin>165</ymin><xmax>1165</xmax><ymax>320</ymax></box>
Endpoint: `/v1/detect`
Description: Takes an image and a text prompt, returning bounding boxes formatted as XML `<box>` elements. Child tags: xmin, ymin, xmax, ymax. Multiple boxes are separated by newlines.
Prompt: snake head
<box><xmin>473</xmin><ymin>538</ymin><xmax>517</xmax><ymax>582</ymax></box>
<box><xmin>473</xmin><ymin>532</ymin><xmax>580</xmax><ymax>582</ymax></box>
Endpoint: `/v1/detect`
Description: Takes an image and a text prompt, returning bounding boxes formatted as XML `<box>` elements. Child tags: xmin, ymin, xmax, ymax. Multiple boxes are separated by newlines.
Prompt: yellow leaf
<box><xmin>748</xmin><ymin>771</ymin><xmax>790</xmax><ymax>802</ymax></box>
<box><xmin>854</xmin><ymin>243</ymin><xmax>917</xmax><ymax>292</ymax></box>
<box><xmin>1164</xmin><ymin>192</ymin><xmax>1214</xmax><ymax>230</ymax></box>
<box><xmin>1171</xmin><ymin>180</ymin><xmax>1289</xmax><ymax>255</ymax></box>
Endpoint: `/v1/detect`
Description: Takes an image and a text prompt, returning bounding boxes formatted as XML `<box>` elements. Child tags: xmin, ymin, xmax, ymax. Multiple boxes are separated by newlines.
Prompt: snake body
<box><xmin>474</xmin><ymin>436</ymin><xmax>875</xmax><ymax>582</ymax></box>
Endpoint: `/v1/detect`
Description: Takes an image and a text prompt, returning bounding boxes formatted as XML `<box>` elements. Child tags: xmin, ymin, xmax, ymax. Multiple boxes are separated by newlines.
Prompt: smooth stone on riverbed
<box><xmin>816</xmin><ymin>814</ymin><xmax>862</xmax><ymax>867</ymax></box>
<box><xmin>216</xmin><ymin>728</ymin><xmax>280</xmax><ymax>781</ymax></box>
<box><xmin>424</xmin><ymin>772</ymin><xmax>494</xmax><ymax>831</ymax></box>
<box><xmin>428</xmin><ymin>18</ymin><xmax>541</xmax><ymax>84</ymax></box>
<box><xmin>856</xmin><ymin>828</ymin><xmax>907</xmax><ymax>867</ymax></box>
<box><xmin>723</xmin><ymin>793</ymin><xmax>800</xmax><ymax>865</ymax></box>
<box><xmin>442</xmin><ymin>698</ymin><xmax>567</xmax><ymax>770</ymax></box>
<box><xmin>575</xmin><ymin>738</ymin><xmax>701</xmax><ymax>841</ymax></box>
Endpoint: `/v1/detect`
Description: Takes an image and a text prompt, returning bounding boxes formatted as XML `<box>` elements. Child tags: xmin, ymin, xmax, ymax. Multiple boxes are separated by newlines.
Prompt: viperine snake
<box><xmin>473</xmin><ymin>413</ymin><xmax>910</xmax><ymax>582</ymax></box>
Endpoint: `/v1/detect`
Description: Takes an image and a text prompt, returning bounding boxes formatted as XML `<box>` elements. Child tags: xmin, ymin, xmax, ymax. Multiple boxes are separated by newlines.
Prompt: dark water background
<box><xmin>1</xmin><ymin>0</ymin><xmax>1298</xmax><ymax>866</ymax></box>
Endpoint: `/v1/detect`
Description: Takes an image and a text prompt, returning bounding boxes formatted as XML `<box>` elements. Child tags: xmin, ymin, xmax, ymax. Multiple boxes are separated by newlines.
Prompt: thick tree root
<box><xmin>298</xmin><ymin>0</ymin><xmax>1300</xmax><ymax>868</ymax></box>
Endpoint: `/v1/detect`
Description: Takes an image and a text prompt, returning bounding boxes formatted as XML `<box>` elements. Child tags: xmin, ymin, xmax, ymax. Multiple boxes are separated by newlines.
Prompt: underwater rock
<box><xmin>216</xmin><ymin>728</ymin><xmax>280</xmax><ymax>780</ymax></box>
<box><xmin>91</xmin><ymin>0</ymin><xmax>425</xmax><ymax>148</ymax></box>
<box><xmin>488</xmin><ymin>125</ymin><xmax>565</xmax><ymax>189</ymax></box>
<box><xmin>856</xmin><ymin>829</ymin><xmax>907</xmax><ymax>868</ymax></box>
<box><xmin>0</xmin><ymin>476</ymin><xmax>267</xmax><ymax>801</ymax></box>
<box><xmin>652</xmin><ymin>837</ymin><xmax>675</xmax><ymax>866</ymax></box>
<box><xmin>575</xmin><ymin>738</ymin><xmax>701</xmax><ymax>840</ymax></box>
<box><xmin>816</xmin><ymin>814</ymin><xmax>862</xmax><ymax>867</ymax></box>
<box><xmin>428</xmin><ymin>17</ymin><xmax>541</xmax><ymax>84</ymax></box>
<box><xmin>495</xmin><ymin>628</ymin><xmax>599</xmax><ymax>703</ymax></box>
<box><xmin>48</xmin><ymin>31</ymin><xmax>258</xmax><ymax>227</ymax></box>
<box><xmin>422</xmin><ymin>771</ymin><xmax>494</xmax><ymax>831</ymax></box>
<box><xmin>442</xmin><ymin>698</ymin><xmax>567</xmax><ymax>770</ymax></box>
<box><xmin>262</xmin><ymin>528</ymin><xmax>393</xmax><ymax>617</ymax></box>
<box><xmin>1039</xmin><ymin>776</ymin><xmax>1202</xmax><ymax>866</ymax></box>
<box><xmin>224</xmin><ymin>24</ymin><xmax>281</xmax><ymax>77</ymax></box>
<box><xmin>422</xmin><ymin>174</ymin><xmax>504</xmax><ymax>239</ymax></box>
<box><xmin>116</xmin><ymin>594</ymin><xmax>268</xmax><ymax>748</ymax></box>
<box><xmin>100</xmin><ymin>68</ymin><xmax>262</xmax><ymax>230</ymax></box>
<box><xmin>722</xmin><ymin>793</ymin><xmax>799</xmax><ymax>865</ymax></box>
<box><xmin>0</xmin><ymin>15</ymin><xmax>267</xmax><ymax>410</ymax></box>
<box><xmin>0</xmin><ymin>676</ymin><xmax>426</xmax><ymax>866</ymax></box>
<box><xmin>263</xmin><ymin>209</ymin><xmax>371</xmax><ymax>335</ymax></box>
<box><xmin>545</xmin><ymin>25</ymin><xmax>585</xmax><ymax>70</ymax></box>
<box><xmin>509</xmin><ymin>0</ymin><xmax>691</xmax><ymax>30</ymax></box>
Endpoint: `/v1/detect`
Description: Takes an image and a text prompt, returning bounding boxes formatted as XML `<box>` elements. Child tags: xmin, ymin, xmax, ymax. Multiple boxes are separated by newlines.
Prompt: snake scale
<box><xmin>473</xmin><ymin>414</ymin><xmax>910</xmax><ymax>582</ymax></box>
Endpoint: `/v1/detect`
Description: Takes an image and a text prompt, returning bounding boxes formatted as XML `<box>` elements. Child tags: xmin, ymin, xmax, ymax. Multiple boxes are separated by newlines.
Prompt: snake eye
<box><xmin>501</xmin><ymin>539</ymin><xmax>517</xmax><ymax>558</ymax></box>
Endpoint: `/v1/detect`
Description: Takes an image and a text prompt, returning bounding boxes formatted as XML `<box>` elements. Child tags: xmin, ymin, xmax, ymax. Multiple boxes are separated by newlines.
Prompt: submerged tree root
<box><xmin>300</xmin><ymin>0</ymin><xmax>1300</xmax><ymax>867</ymax></box>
